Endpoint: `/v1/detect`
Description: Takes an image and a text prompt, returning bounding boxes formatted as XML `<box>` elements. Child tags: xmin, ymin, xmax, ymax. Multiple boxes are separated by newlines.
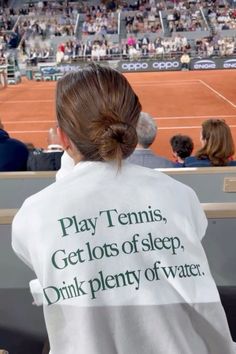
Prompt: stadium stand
<box><xmin>0</xmin><ymin>171</ymin><xmax>55</xmax><ymax>208</ymax></box>
<box><xmin>162</xmin><ymin>166</ymin><xmax>236</xmax><ymax>202</ymax></box>
<box><xmin>0</xmin><ymin>208</ymin><xmax>46</xmax><ymax>353</ymax></box>
<box><xmin>1</xmin><ymin>0</ymin><xmax>235</xmax><ymax>73</ymax></box>
<box><xmin>1</xmin><ymin>167</ymin><xmax>236</xmax><ymax>209</ymax></box>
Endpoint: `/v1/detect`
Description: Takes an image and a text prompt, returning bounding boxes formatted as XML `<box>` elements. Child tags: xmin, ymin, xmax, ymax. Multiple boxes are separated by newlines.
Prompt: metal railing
<box><xmin>24</xmin><ymin>48</ymin><xmax>236</xmax><ymax>67</ymax></box>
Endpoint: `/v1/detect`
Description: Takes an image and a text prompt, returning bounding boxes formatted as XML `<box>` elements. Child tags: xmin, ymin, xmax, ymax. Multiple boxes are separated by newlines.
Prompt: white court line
<box><xmin>158</xmin><ymin>125</ymin><xmax>236</xmax><ymax>130</ymax></box>
<box><xmin>130</xmin><ymin>80</ymin><xmax>199</xmax><ymax>84</ymax></box>
<box><xmin>5</xmin><ymin>120</ymin><xmax>55</xmax><ymax>124</ymax></box>
<box><xmin>133</xmin><ymin>80</ymin><xmax>199</xmax><ymax>85</ymax></box>
<box><xmin>5</xmin><ymin>116</ymin><xmax>236</xmax><ymax>126</ymax></box>
<box><xmin>9</xmin><ymin>130</ymin><xmax>48</xmax><ymax>133</ymax></box>
<box><xmin>6</xmin><ymin>85</ymin><xmax>55</xmax><ymax>89</ymax></box>
<box><xmin>0</xmin><ymin>99</ymin><xmax>53</xmax><ymax>104</ymax></box>
<box><xmin>198</xmin><ymin>80</ymin><xmax>236</xmax><ymax>108</ymax></box>
<box><xmin>133</xmin><ymin>82</ymin><xmax>200</xmax><ymax>87</ymax></box>
<box><xmin>4</xmin><ymin>115</ymin><xmax>236</xmax><ymax>125</ymax></box>
<box><xmin>9</xmin><ymin>125</ymin><xmax>236</xmax><ymax>134</ymax></box>
<box><xmin>153</xmin><ymin>114</ymin><xmax>236</xmax><ymax>120</ymax></box>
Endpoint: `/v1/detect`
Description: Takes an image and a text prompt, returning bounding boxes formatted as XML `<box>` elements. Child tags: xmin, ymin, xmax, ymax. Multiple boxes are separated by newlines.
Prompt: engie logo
<box><xmin>121</xmin><ymin>62</ymin><xmax>149</xmax><ymax>71</ymax></box>
<box><xmin>223</xmin><ymin>59</ymin><xmax>236</xmax><ymax>69</ymax></box>
<box><xmin>152</xmin><ymin>61</ymin><xmax>180</xmax><ymax>70</ymax></box>
<box><xmin>193</xmin><ymin>60</ymin><xmax>216</xmax><ymax>70</ymax></box>
<box><xmin>57</xmin><ymin>65</ymin><xmax>82</xmax><ymax>72</ymax></box>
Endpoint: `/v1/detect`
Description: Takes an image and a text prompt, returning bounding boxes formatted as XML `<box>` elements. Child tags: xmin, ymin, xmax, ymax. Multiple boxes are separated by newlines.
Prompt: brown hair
<box><xmin>196</xmin><ymin>119</ymin><xmax>235</xmax><ymax>166</ymax></box>
<box><xmin>56</xmin><ymin>64</ymin><xmax>141</xmax><ymax>166</ymax></box>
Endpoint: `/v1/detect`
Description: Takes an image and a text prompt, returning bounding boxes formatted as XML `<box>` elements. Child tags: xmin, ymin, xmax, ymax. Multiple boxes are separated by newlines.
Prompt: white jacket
<box><xmin>12</xmin><ymin>161</ymin><xmax>234</xmax><ymax>354</ymax></box>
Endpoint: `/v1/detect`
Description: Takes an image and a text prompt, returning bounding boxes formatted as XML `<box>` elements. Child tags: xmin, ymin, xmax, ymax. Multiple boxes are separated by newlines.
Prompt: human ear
<box><xmin>57</xmin><ymin>126</ymin><xmax>83</xmax><ymax>164</ymax></box>
<box><xmin>57</xmin><ymin>126</ymin><xmax>71</xmax><ymax>151</ymax></box>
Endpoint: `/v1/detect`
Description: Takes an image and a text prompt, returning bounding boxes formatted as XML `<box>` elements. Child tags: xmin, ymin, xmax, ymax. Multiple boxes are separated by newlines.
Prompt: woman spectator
<box><xmin>184</xmin><ymin>119</ymin><xmax>236</xmax><ymax>167</ymax></box>
<box><xmin>12</xmin><ymin>65</ymin><xmax>235</xmax><ymax>354</ymax></box>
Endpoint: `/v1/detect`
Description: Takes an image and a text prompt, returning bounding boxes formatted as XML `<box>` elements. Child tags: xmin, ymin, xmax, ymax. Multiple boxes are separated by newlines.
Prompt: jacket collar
<box><xmin>0</xmin><ymin>129</ymin><xmax>9</xmax><ymax>141</ymax></box>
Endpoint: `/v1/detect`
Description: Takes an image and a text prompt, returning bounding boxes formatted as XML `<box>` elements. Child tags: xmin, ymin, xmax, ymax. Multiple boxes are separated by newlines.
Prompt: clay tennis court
<box><xmin>0</xmin><ymin>69</ymin><xmax>236</xmax><ymax>160</ymax></box>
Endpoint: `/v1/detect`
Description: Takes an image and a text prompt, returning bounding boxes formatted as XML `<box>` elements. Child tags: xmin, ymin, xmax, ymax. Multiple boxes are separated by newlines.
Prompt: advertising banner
<box><xmin>222</xmin><ymin>58</ymin><xmax>236</xmax><ymax>69</ymax></box>
<box><xmin>190</xmin><ymin>57</ymin><xmax>236</xmax><ymax>70</ymax></box>
<box><xmin>118</xmin><ymin>58</ymin><xmax>236</xmax><ymax>72</ymax></box>
<box><xmin>117</xmin><ymin>60</ymin><xmax>181</xmax><ymax>72</ymax></box>
<box><xmin>35</xmin><ymin>57</ymin><xmax>236</xmax><ymax>79</ymax></box>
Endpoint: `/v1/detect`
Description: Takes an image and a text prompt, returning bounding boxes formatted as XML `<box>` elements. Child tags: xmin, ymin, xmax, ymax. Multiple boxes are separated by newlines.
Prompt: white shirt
<box><xmin>56</xmin><ymin>151</ymin><xmax>74</xmax><ymax>180</ymax></box>
<box><xmin>12</xmin><ymin>161</ymin><xmax>234</xmax><ymax>354</ymax></box>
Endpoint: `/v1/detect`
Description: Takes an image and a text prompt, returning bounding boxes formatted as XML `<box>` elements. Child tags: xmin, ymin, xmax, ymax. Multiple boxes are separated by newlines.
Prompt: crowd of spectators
<box><xmin>55</xmin><ymin>39</ymin><xmax>122</xmax><ymax>62</ymax></box>
<box><xmin>125</xmin><ymin>10</ymin><xmax>162</xmax><ymax>34</ymax></box>
<box><xmin>0</xmin><ymin>7</ymin><xmax>20</xmax><ymax>51</ymax></box>
<box><xmin>122</xmin><ymin>34</ymin><xmax>190</xmax><ymax>59</ymax></box>
<box><xmin>126</xmin><ymin>115</ymin><xmax>236</xmax><ymax>169</ymax></box>
<box><xmin>206</xmin><ymin>2</ymin><xmax>236</xmax><ymax>31</ymax></box>
<box><xmin>7</xmin><ymin>1</ymin><xmax>80</xmax><ymax>18</ymax></box>
<box><xmin>52</xmin><ymin>35</ymin><xmax>190</xmax><ymax>62</ymax></box>
<box><xmin>56</xmin><ymin>39</ymin><xmax>82</xmax><ymax>63</ymax></box>
<box><xmin>81</xmin><ymin>5</ymin><xmax>118</xmax><ymax>36</ymax></box>
<box><xmin>166</xmin><ymin>1</ymin><xmax>207</xmax><ymax>33</ymax></box>
<box><xmin>195</xmin><ymin>35</ymin><xmax>235</xmax><ymax>57</ymax></box>
<box><xmin>23</xmin><ymin>40</ymin><xmax>54</xmax><ymax>65</ymax></box>
<box><xmin>18</xmin><ymin>16</ymin><xmax>75</xmax><ymax>41</ymax></box>
<box><xmin>28</xmin><ymin>33</ymin><xmax>235</xmax><ymax>64</ymax></box>
<box><xmin>1</xmin><ymin>0</ymin><xmax>236</xmax><ymax>65</ymax></box>
<box><xmin>0</xmin><ymin>7</ymin><xmax>18</xmax><ymax>31</ymax></box>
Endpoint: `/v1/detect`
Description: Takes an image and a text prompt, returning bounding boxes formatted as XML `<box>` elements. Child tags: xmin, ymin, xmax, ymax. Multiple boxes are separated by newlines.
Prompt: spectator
<box><xmin>180</xmin><ymin>52</ymin><xmax>190</xmax><ymax>70</ymax></box>
<box><xmin>12</xmin><ymin>64</ymin><xmax>235</xmax><ymax>354</ymax></box>
<box><xmin>127</xmin><ymin>112</ymin><xmax>173</xmax><ymax>168</ymax></box>
<box><xmin>25</xmin><ymin>142</ymin><xmax>42</xmax><ymax>153</ymax></box>
<box><xmin>56</xmin><ymin>46</ymin><xmax>64</xmax><ymax>64</ymax></box>
<box><xmin>27</xmin><ymin>127</ymin><xmax>63</xmax><ymax>171</ymax></box>
<box><xmin>184</xmin><ymin>119</ymin><xmax>236</xmax><ymax>167</ymax></box>
<box><xmin>0</xmin><ymin>119</ymin><xmax>28</xmax><ymax>171</ymax></box>
<box><xmin>0</xmin><ymin>51</ymin><xmax>7</xmax><ymax>88</ymax></box>
<box><xmin>170</xmin><ymin>134</ymin><xmax>194</xmax><ymax>167</ymax></box>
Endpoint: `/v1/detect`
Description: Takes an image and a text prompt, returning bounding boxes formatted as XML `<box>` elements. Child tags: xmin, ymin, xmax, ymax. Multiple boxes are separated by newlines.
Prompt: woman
<box><xmin>184</xmin><ymin>119</ymin><xmax>236</xmax><ymax>167</ymax></box>
<box><xmin>12</xmin><ymin>65</ymin><xmax>234</xmax><ymax>354</ymax></box>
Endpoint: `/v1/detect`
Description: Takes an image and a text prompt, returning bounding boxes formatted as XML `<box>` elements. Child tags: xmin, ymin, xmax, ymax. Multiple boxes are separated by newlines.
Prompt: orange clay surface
<box><xmin>0</xmin><ymin>69</ymin><xmax>236</xmax><ymax>161</ymax></box>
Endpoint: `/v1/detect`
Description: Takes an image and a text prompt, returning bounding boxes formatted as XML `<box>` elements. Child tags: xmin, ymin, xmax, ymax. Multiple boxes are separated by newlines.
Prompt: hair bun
<box><xmin>99</xmin><ymin>121</ymin><xmax>137</xmax><ymax>162</ymax></box>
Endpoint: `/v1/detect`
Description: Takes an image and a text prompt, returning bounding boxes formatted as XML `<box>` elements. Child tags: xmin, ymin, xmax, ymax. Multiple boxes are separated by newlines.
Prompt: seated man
<box><xmin>127</xmin><ymin>112</ymin><xmax>174</xmax><ymax>168</ymax></box>
<box><xmin>0</xmin><ymin>119</ymin><xmax>28</xmax><ymax>171</ymax></box>
<box><xmin>170</xmin><ymin>134</ymin><xmax>194</xmax><ymax>167</ymax></box>
<box><xmin>27</xmin><ymin>128</ymin><xmax>63</xmax><ymax>171</ymax></box>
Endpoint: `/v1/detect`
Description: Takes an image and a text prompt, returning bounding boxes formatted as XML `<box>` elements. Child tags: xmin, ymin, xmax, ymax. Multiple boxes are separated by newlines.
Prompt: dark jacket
<box><xmin>0</xmin><ymin>129</ymin><xmax>28</xmax><ymax>171</ymax></box>
<box><xmin>27</xmin><ymin>151</ymin><xmax>63</xmax><ymax>171</ymax></box>
<box><xmin>184</xmin><ymin>156</ymin><xmax>236</xmax><ymax>167</ymax></box>
<box><xmin>173</xmin><ymin>161</ymin><xmax>184</xmax><ymax>167</ymax></box>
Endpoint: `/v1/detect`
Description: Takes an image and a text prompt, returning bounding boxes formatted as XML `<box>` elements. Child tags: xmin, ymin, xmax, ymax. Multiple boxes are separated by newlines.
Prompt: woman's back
<box><xmin>12</xmin><ymin>161</ymin><xmax>234</xmax><ymax>354</ymax></box>
<box><xmin>11</xmin><ymin>65</ymin><xmax>235</xmax><ymax>354</ymax></box>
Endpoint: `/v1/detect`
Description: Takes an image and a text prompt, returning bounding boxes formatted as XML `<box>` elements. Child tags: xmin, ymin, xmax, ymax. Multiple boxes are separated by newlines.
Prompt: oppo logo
<box><xmin>121</xmin><ymin>62</ymin><xmax>149</xmax><ymax>71</ymax></box>
<box><xmin>57</xmin><ymin>65</ymin><xmax>81</xmax><ymax>72</ymax></box>
<box><xmin>152</xmin><ymin>61</ymin><xmax>179</xmax><ymax>70</ymax></box>
<box><xmin>223</xmin><ymin>59</ymin><xmax>236</xmax><ymax>68</ymax></box>
<box><xmin>194</xmin><ymin>60</ymin><xmax>216</xmax><ymax>70</ymax></box>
